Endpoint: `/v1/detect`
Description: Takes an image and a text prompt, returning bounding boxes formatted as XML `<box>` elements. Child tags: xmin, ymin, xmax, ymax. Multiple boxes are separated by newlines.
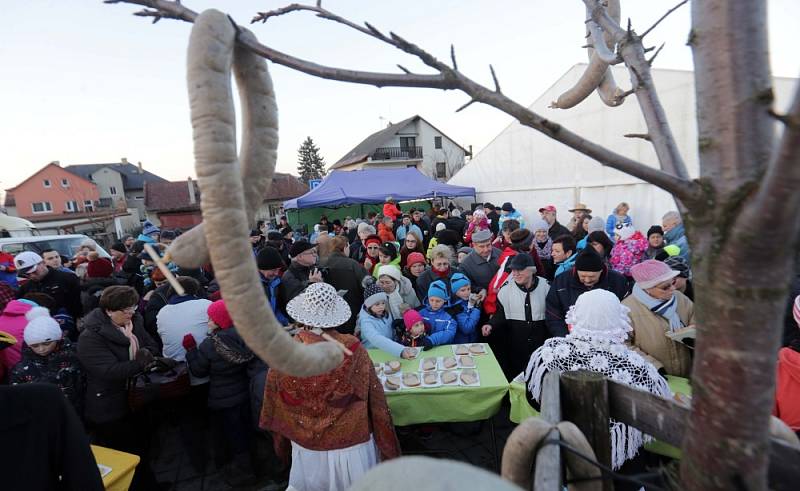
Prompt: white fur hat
<box><xmin>24</xmin><ymin>307</ymin><xmax>62</xmax><ymax>345</ymax></box>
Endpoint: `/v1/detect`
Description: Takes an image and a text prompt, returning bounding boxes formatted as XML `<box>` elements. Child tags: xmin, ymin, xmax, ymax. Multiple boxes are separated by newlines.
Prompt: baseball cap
<box><xmin>14</xmin><ymin>251</ymin><xmax>43</xmax><ymax>275</ymax></box>
<box><xmin>538</xmin><ymin>205</ymin><xmax>557</xmax><ymax>213</ymax></box>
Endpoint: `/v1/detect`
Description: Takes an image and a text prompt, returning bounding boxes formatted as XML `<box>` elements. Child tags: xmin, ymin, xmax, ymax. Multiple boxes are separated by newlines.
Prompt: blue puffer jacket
<box><xmin>358</xmin><ymin>307</ymin><xmax>405</xmax><ymax>357</ymax></box>
<box><xmin>498</xmin><ymin>209</ymin><xmax>525</xmax><ymax>231</ymax></box>
<box><xmin>418</xmin><ymin>304</ymin><xmax>456</xmax><ymax>346</ymax></box>
<box><xmin>448</xmin><ymin>298</ymin><xmax>481</xmax><ymax>344</ymax></box>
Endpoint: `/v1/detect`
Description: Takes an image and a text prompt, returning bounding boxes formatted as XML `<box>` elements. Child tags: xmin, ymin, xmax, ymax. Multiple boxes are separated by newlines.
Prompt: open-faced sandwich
<box><xmin>403</xmin><ymin>372</ymin><xmax>421</xmax><ymax>387</ymax></box>
<box><xmin>385</xmin><ymin>375</ymin><xmax>401</xmax><ymax>391</ymax></box>
<box><xmin>469</xmin><ymin>344</ymin><xmax>486</xmax><ymax>354</ymax></box>
<box><xmin>460</xmin><ymin>369</ymin><xmax>479</xmax><ymax>385</ymax></box>
<box><xmin>442</xmin><ymin>356</ymin><xmax>458</xmax><ymax>369</ymax></box>
<box><xmin>441</xmin><ymin>371</ymin><xmax>458</xmax><ymax>385</ymax></box>
<box><xmin>384</xmin><ymin>360</ymin><xmax>402</xmax><ymax>374</ymax></box>
<box><xmin>454</xmin><ymin>344</ymin><xmax>470</xmax><ymax>355</ymax></box>
<box><xmin>459</xmin><ymin>355</ymin><xmax>476</xmax><ymax>368</ymax></box>
<box><xmin>421</xmin><ymin>358</ymin><xmax>437</xmax><ymax>372</ymax></box>
<box><xmin>423</xmin><ymin>372</ymin><xmax>438</xmax><ymax>385</ymax></box>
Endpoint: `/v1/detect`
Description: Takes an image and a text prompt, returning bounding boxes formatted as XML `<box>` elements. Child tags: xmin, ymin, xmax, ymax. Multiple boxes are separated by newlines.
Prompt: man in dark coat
<box><xmin>484</xmin><ymin>203</ymin><xmax>501</xmax><ymax>236</ymax></box>
<box><xmin>539</xmin><ymin>205</ymin><xmax>571</xmax><ymax>240</ymax></box>
<box><xmin>15</xmin><ymin>251</ymin><xmax>82</xmax><ymax>321</ymax></box>
<box><xmin>256</xmin><ymin>246</ymin><xmax>290</xmax><ymax>325</ymax></box>
<box><xmin>320</xmin><ymin>241</ymin><xmax>369</xmax><ymax>334</ymax></box>
<box><xmin>282</xmin><ymin>241</ymin><xmax>323</xmax><ymax>302</ymax></box>
<box><xmin>446</xmin><ymin>209</ymin><xmax>467</xmax><ymax>235</ymax></box>
<box><xmin>459</xmin><ymin>229</ymin><xmax>502</xmax><ymax>297</ymax></box>
<box><xmin>545</xmin><ymin>249</ymin><xmax>629</xmax><ymax>334</ymax></box>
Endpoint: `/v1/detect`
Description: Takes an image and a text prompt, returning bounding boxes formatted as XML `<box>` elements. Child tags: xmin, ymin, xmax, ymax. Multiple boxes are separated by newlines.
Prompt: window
<box><xmin>61</xmin><ymin>178</ymin><xmax>70</xmax><ymax>188</ymax></box>
<box><xmin>32</xmin><ymin>202</ymin><xmax>52</xmax><ymax>213</ymax></box>
<box><xmin>109</xmin><ymin>186</ymin><xmax>117</xmax><ymax>195</ymax></box>
<box><xmin>434</xmin><ymin>136</ymin><xmax>442</xmax><ymax>149</ymax></box>
<box><xmin>84</xmin><ymin>200</ymin><xmax>94</xmax><ymax>212</ymax></box>
<box><xmin>65</xmin><ymin>200</ymin><xmax>79</xmax><ymax>212</ymax></box>
<box><xmin>399</xmin><ymin>136</ymin><xmax>416</xmax><ymax>149</ymax></box>
<box><xmin>43</xmin><ymin>179</ymin><xmax>51</xmax><ymax>188</ymax></box>
<box><xmin>436</xmin><ymin>162</ymin><xmax>447</xmax><ymax>179</ymax></box>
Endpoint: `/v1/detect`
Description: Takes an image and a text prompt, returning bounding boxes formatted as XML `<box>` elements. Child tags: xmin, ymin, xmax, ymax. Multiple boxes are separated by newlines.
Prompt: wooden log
<box><xmin>534</xmin><ymin>371</ymin><xmax>562</xmax><ymax>490</ymax></box>
<box><xmin>607</xmin><ymin>379</ymin><xmax>800</xmax><ymax>491</ymax></box>
<box><xmin>561</xmin><ymin>370</ymin><xmax>613</xmax><ymax>491</ymax></box>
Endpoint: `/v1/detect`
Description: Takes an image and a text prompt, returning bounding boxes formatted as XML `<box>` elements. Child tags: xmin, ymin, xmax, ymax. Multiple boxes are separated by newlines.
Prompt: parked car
<box><xmin>0</xmin><ymin>234</ymin><xmax>111</xmax><ymax>259</ymax></box>
<box><xmin>0</xmin><ymin>214</ymin><xmax>38</xmax><ymax>238</ymax></box>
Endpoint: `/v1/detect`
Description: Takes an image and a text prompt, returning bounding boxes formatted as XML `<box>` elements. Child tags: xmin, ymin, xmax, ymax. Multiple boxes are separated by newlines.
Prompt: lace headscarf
<box><xmin>525</xmin><ymin>289</ymin><xmax>671</xmax><ymax>469</ymax></box>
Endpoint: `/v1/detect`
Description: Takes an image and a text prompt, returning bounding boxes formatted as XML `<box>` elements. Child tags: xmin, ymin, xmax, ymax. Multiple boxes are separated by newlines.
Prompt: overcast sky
<box><xmin>2</xmin><ymin>0</ymin><xmax>798</xmax><ymax>191</ymax></box>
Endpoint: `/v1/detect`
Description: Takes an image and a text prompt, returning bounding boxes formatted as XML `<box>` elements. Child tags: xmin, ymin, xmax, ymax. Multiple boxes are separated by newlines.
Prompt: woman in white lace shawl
<box><xmin>525</xmin><ymin>289</ymin><xmax>671</xmax><ymax>469</ymax></box>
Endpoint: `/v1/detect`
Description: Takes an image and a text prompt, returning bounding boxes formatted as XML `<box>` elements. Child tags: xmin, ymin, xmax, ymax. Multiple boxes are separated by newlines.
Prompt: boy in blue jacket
<box><xmin>448</xmin><ymin>273</ymin><xmax>481</xmax><ymax>344</ymax></box>
<box><xmin>419</xmin><ymin>280</ymin><xmax>456</xmax><ymax>349</ymax></box>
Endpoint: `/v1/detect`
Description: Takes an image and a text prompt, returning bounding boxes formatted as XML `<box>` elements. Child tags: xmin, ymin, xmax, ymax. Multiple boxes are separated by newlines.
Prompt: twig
<box><xmin>641</xmin><ymin>0</ymin><xmax>689</xmax><ymax>38</ymax></box>
<box><xmin>768</xmin><ymin>108</ymin><xmax>800</xmax><ymax>127</ymax></box>
<box><xmin>321</xmin><ymin>332</ymin><xmax>353</xmax><ymax>356</ymax></box>
<box><xmin>624</xmin><ymin>133</ymin><xmax>652</xmax><ymax>141</ymax></box>
<box><xmin>647</xmin><ymin>42</ymin><xmax>665</xmax><ymax>66</ymax></box>
<box><xmin>396</xmin><ymin>64</ymin><xmax>412</xmax><ymax>74</ymax></box>
<box><xmin>489</xmin><ymin>64</ymin><xmax>501</xmax><ymax>93</ymax></box>
<box><xmin>617</xmin><ymin>87</ymin><xmax>636</xmax><ymax>100</ymax></box>
<box><xmin>143</xmin><ymin>243</ymin><xmax>185</xmax><ymax>296</ymax></box>
<box><xmin>450</xmin><ymin>44</ymin><xmax>458</xmax><ymax>71</ymax></box>
<box><xmin>455</xmin><ymin>99</ymin><xmax>477</xmax><ymax>113</ymax></box>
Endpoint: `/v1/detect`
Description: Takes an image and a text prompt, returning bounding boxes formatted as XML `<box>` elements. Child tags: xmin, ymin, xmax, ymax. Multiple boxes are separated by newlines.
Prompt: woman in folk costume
<box><xmin>525</xmin><ymin>289</ymin><xmax>671</xmax><ymax>470</ymax></box>
<box><xmin>260</xmin><ymin>282</ymin><xmax>401</xmax><ymax>491</ymax></box>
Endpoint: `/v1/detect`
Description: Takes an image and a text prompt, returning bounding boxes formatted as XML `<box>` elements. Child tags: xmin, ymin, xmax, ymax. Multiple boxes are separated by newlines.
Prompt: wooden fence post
<box><xmin>561</xmin><ymin>370</ymin><xmax>613</xmax><ymax>491</ymax></box>
<box><xmin>534</xmin><ymin>371</ymin><xmax>563</xmax><ymax>490</ymax></box>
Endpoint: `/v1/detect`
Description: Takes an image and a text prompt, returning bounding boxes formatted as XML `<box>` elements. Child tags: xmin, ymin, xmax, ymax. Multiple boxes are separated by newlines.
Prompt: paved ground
<box><xmin>149</xmin><ymin>403</ymin><xmax>515</xmax><ymax>491</ymax></box>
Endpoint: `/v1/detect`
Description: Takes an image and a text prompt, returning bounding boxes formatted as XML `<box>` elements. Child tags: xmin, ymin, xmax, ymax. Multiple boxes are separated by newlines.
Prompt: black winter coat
<box><xmin>320</xmin><ymin>251</ymin><xmax>368</xmax><ymax>334</ymax></box>
<box><xmin>545</xmin><ymin>266</ymin><xmax>629</xmax><ymax>334</ymax></box>
<box><xmin>80</xmin><ymin>277</ymin><xmax>118</xmax><ymax>314</ymax></box>
<box><xmin>548</xmin><ymin>220</ymin><xmax>571</xmax><ymax>240</ymax></box>
<box><xmin>10</xmin><ymin>340</ymin><xmax>85</xmax><ymax>416</ymax></box>
<box><xmin>17</xmin><ymin>267</ymin><xmax>82</xmax><ymax>321</ymax></box>
<box><xmin>77</xmin><ymin>309</ymin><xmax>158</xmax><ymax>424</ymax></box>
<box><xmin>0</xmin><ymin>384</ymin><xmax>105</xmax><ymax>491</ymax></box>
<box><xmin>282</xmin><ymin>262</ymin><xmax>314</xmax><ymax>301</ymax></box>
<box><xmin>185</xmin><ymin>327</ymin><xmax>261</xmax><ymax>410</ymax></box>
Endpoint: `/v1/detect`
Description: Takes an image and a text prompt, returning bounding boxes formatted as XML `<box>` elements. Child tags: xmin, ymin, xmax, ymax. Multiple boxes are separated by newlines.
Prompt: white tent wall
<box><xmin>449</xmin><ymin>64</ymin><xmax>797</xmax><ymax>230</ymax></box>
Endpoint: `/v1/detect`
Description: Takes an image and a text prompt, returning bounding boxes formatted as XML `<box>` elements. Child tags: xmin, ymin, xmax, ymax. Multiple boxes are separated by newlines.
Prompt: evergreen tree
<box><xmin>296</xmin><ymin>136</ymin><xmax>327</xmax><ymax>184</ymax></box>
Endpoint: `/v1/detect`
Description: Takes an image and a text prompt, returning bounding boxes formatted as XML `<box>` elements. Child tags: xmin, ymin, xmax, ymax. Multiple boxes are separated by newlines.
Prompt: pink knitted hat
<box><xmin>207</xmin><ymin>300</ymin><xmax>234</xmax><ymax>330</ymax></box>
<box><xmin>403</xmin><ymin>309</ymin><xmax>425</xmax><ymax>332</ymax></box>
<box><xmin>630</xmin><ymin>260</ymin><xmax>679</xmax><ymax>289</ymax></box>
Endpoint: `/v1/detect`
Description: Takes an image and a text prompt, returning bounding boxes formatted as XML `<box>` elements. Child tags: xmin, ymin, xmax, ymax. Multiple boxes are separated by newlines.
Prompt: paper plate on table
<box><xmin>419</xmin><ymin>357</ymin><xmax>438</xmax><ymax>372</ymax></box>
<box><xmin>458</xmin><ymin>369</ymin><xmax>481</xmax><ymax>387</ymax></box>
<box><xmin>421</xmin><ymin>371</ymin><xmax>443</xmax><ymax>388</ymax></box>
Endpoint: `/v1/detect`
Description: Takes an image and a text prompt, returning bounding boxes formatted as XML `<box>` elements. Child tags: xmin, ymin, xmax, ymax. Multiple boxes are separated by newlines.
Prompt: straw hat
<box><xmin>286</xmin><ymin>282</ymin><xmax>352</xmax><ymax>328</ymax></box>
<box><xmin>568</xmin><ymin>203</ymin><xmax>592</xmax><ymax>213</ymax></box>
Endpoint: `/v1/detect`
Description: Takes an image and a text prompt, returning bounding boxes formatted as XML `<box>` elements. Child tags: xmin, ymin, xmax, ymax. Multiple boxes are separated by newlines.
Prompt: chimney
<box><xmin>187</xmin><ymin>177</ymin><xmax>196</xmax><ymax>205</ymax></box>
<box><xmin>50</xmin><ymin>160</ymin><xmax>60</xmax><ymax>166</ymax></box>
<box><xmin>137</xmin><ymin>161</ymin><xmax>144</xmax><ymax>174</ymax></box>
<box><xmin>120</xmin><ymin>157</ymin><xmax>128</xmax><ymax>165</ymax></box>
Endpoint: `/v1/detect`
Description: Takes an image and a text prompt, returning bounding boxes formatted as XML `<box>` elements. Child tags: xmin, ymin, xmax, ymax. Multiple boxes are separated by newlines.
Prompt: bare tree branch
<box><xmin>450</xmin><ymin>44</ymin><xmax>458</xmax><ymax>71</ymax></box>
<box><xmin>105</xmin><ymin>0</ymin><xmax>701</xmax><ymax>203</ymax></box>
<box><xmin>767</xmin><ymin>108</ymin><xmax>800</xmax><ymax>127</ymax></box>
<box><xmin>641</xmin><ymin>0</ymin><xmax>689</xmax><ymax>39</ymax></box>
<box><xmin>455</xmin><ymin>99</ymin><xmax>477</xmax><ymax>113</ymax></box>
<box><xmin>489</xmin><ymin>64</ymin><xmax>501</xmax><ymax>94</ymax></box>
<box><xmin>647</xmin><ymin>42</ymin><xmax>665</xmax><ymax>66</ymax></box>
<box><xmin>396</xmin><ymin>64</ymin><xmax>412</xmax><ymax>74</ymax></box>
<box><xmin>584</xmin><ymin>0</ymin><xmax>690</xmax><ymax>181</ymax></box>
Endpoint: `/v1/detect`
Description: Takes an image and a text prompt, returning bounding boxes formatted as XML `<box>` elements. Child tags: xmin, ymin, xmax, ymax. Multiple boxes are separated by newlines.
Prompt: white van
<box><xmin>0</xmin><ymin>234</ymin><xmax>111</xmax><ymax>259</ymax></box>
<box><xmin>0</xmin><ymin>214</ymin><xmax>38</xmax><ymax>238</ymax></box>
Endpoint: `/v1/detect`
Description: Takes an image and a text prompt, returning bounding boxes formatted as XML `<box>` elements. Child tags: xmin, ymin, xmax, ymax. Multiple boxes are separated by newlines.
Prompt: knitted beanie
<box><xmin>24</xmin><ymin>307</ymin><xmax>62</xmax><ymax>345</ymax></box>
<box><xmin>663</xmin><ymin>256</ymin><xmax>691</xmax><ymax>280</ymax></box>
<box><xmin>207</xmin><ymin>300</ymin><xmax>235</xmax><ymax>330</ymax></box>
<box><xmin>530</xmin><ymin>218</ymin><xmax>549</xmax><ymax>233</ymax></box>
<box><xmin>364</xmin><ymin>282</ymin><xmax>386</xmax><ymax>308</ymax></box>
<box><xmin>364</xmin><ymin>235</ymin><xmax>383</xmax><ymax>248</ymax></box>
<box><xmin>450</xmin><ymin>272</ymin><xmax>471</xmax><ymax>293</ymax></box>
<box><xmin>574</xmin><ymin>249</ymin><xmax>604</xmax><ymax>272</ymax></box>
<box><xmin>406</xmin><ymin>252</ymin><xmax>426</xmax><ymax>268</ymax></box>
<box><xmin>141</xmin><ymin>221</ymin><xmax>160</xmax><ymax>236</ymax></box>
<box><xmin>630</xmin><ymin>260</ymin><xmax>680</xmax><ymax>289</ymax></box>
<box><xmin>510</xmin><ymin>228</ymin><xmax>534</xmax><ymax>249</ymax></box>
<box><xmin>472</xmin><ymin>229</ymin><xmax>493</xmax><ymax>243</ymax></box>
<box><xmin>289</xmin><ymin>240</ymin><xmax>316</xmax><ymax>259</ymax></box>
<box><xmin>86</xmin><ymin>257</ymin><xmax>114</xmax><ymax>278</ymax></box>
<box><xmin>257</xmin><ymin>246</ymin><xmax>284</xmax><ymax>270</ymax></box>
<box><xmin>427</xmin><ymin>280</ymin><xmax>449</xmax><ymax>300</ymax></box>
<box><xmin>435</xmin><ymin>222</ymin><xmax>446</xmax><ymax>232</ymax></box>
<box><xmin>587</xmin><ymin>217</ymin><xmax>606</xmax><ymax>234</ymax></box>
<box><xmin>403</xmin><ymin>309</ymin><xmax>425</xmax><ymax>331</ymax></box>
<box><xmin>646</xmin><ymin>225</ymin><xmax>664</xmax><ymax>238</ymax></box>
<box><xmin>377</xmin><ymin>264</ymin><xmax>403</xmax><ymax>283</ymax></box>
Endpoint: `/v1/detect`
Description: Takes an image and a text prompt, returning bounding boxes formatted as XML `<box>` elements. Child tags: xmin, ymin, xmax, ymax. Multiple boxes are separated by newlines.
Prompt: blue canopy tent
<box><xmin>283</xmin><ymin>168</ymin><xmax>476</xmax><ymax>209</ymax></box>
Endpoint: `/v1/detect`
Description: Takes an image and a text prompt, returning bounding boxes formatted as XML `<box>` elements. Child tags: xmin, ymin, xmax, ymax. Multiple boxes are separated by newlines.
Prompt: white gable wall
<box><xmin>449</xmin><ymin>65</ymin><xmax>797</xmax><ymax>230</ymax></box>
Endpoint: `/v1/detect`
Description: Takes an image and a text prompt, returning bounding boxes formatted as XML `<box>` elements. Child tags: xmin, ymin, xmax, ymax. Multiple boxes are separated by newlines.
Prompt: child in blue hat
<box><xmin>448</xmin><ymin>273</ymin><xmax>481</xmax><ymax>343</ymax></box>
<box><xmin>417</xmin><ymin>280</ymin><xmax>456</xmax><ymax>349</ymax></box>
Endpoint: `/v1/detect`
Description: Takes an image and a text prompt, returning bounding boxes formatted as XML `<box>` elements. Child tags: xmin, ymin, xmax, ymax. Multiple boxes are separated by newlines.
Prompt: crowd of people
<box><xmin>1</xmin><ymin>197</ymin><xmax>799</xmax><ymax>490</ymax></box>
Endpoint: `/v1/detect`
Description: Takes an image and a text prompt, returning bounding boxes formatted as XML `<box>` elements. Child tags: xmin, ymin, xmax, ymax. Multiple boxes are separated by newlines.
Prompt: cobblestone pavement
<box><xmin>149</xmin><ymin>403</ymin><xmax>515</xmax><ymax>491</ymax></box>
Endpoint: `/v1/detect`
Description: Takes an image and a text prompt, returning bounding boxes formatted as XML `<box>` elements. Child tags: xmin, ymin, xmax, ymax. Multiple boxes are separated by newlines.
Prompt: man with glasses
<box><xmin>624</xmin><ymin>259</ymin><xmax>695</xmax><ymax>377</ymax></box>
<box><xmin>282</xmin><ymin>241</ymin><xmax>324</xmax><ymax>302</ymax></box>
<box><xmin>395</xmin><ymin>214</ymin><xmax>422</xmax><ymax>243</ymax></box>
<box><xmin>14</xmin><ymin>251</ymin><xmax>82</xmax><ymax>320</ymax></box>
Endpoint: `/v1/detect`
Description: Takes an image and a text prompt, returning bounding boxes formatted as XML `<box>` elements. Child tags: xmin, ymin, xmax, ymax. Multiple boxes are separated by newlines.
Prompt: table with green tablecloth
<box><xmin>508</xmin><ymin>375</ymin><xmax>692</xmax><ymax>458</ymax></box>
<box><xmin>368</xmin><ymin>344</ymin><xmax>510</xmax><ymax>426</ymax></box>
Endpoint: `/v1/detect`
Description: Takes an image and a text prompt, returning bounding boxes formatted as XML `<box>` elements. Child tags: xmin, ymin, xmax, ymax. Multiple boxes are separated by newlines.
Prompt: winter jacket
<box><xmin>377</xmin><ymin>223</ymin><xmax>396</xmax><ymax>243</ymax></box>
<box><xmin>320</xmin><ymin>251</ymin><xmax>369</xmax><ymax>333</ymax></box>
<box><xmin>17</xmin><ymin>267</ymin><xmax>82</xmax><ymax>321</ymax></box>
<box><xmin>143</xmin><ymin>282</ymin><xmax>175</xmax><ymax>350</ymax></box>
<box><xmin>0</xmin><ymin>384</ymin><xmax>105</xmax><ymax>491</ymax></box>
<box><xmin>417</xmin><ymin>304</ymin><xmax>456</xmax><ymax>346</ymax></box>
<box><xmin>10</xmin><ymin>340</ymin><xmax>85</xmax><ymax>415</ymax></box>
<box><xmin>0</xmin><ymin>300</ymin><xmax>35</xmax><ymax>380</ymax></box>
<box><xmin>486</xmin><ymin>210</ymin><xmax>501</xmax><ymax>236</ymax></box>
<box><xmin>77</xmin><ymin>309</ymin><xmax>158</xmax><ymax>424</ymax></box>
<box><xmin>358</xmin><ymin>307</ymin><xmax>404</xmax><ymax>357</ymax></box>
<box><xmin>773</xmin><ymin>346</ymin><xmax>800</xmax><ymax>431</ymax></box>
<box><xmin>605</xmin><ymin>213</ymin><xmax>632</xmax><ymax>238</ymax></box>
<box><xmin>446</xmin><ymin>216</ymin><xmax>467</xmax><ymax>235</ymax></box>
<box><xmin>415</xmin><ymin>267</ymin><xmax>454</xmax><ymax>303</ymax></box>
<box><xmin>282</xmin><ymin>261</ymin><xmax>315</xmax><ymax>302</ymax></box>
<box><xmin>259</xmin><ymin>273</ymin><xmax>290</xmax><ymax>326</ymax></box>
<box><xmin>464</xmin><ymin>218</ymin><xmax>490</xmax><ymax>246</ymax></box>
<box><xmin>156</xmin><ymin>296</ymin><xmax>212</xmax><ymax>385</ymax></box>
<box><xmin>0</xmin><ymin>251</ymin><xmax>18</xmax><ymax>288</ymax></box>
<box><xmin>664</xmin><ymin>224</ymin><xmax>691</xmax><ymax>264</ymax></box>
<box><xmin>185</xmin><ymin>327</ymin><xmax>257</xmax><ymax>410</ymax></box>
<box><xmin>395</xmin><ymin>223</ymin><xmax>423</xmax><ymax>243</ymax></box>
<box><xmin>372</xmin><ymin>256</ymin><xmax>402</xmax><ymax>279</ymax></box>
<box><xmin>622</xmin><ymin>291</ymin><xmax>694</xmax><ymax>377</ymax></box>
<box><xmin>490</xmin><ymin>276</ymin><xmax>553</xmax><ymax>377</ymax></box>
<box><xmin>448</xmin><ymin>298</ymin><xmax>481</xmax><ymax>344</ymax></box>
<box><xmin>498</xmin><ymin>209</ymin><xmax>525</xmax><ymax>231</ymax></box>
<box><xmin>610</xmin><ymin>231</ymin><xmax>648</xmax><ymax>277</ymax></box>
<box><xmin>545</xmin><ymin>266</ymin><xmax>629</xmax><ymax>335</ymax></box>
<box><xmin>459</xmin><ymin>248</ymin><xmax>503</xmax><ymax>291</ymax></box>
<box><xmin>80</xmin><ymin>277</ymin><xmax>118</xmax><ymax>314</ymax></box>
<box><xmin>485</xmin><ymin>247</ymin><xmax>544</xmax><ymax>316</ymax></box>
<box><xmin>548</xmin><ymin>220</ymin><xmax>571</xmax><ymax>240</ymax></box>
<box><xmin>383</xmin><ymin>202</ymin><xmax>402</xmax><ymax>222</ymax></box>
